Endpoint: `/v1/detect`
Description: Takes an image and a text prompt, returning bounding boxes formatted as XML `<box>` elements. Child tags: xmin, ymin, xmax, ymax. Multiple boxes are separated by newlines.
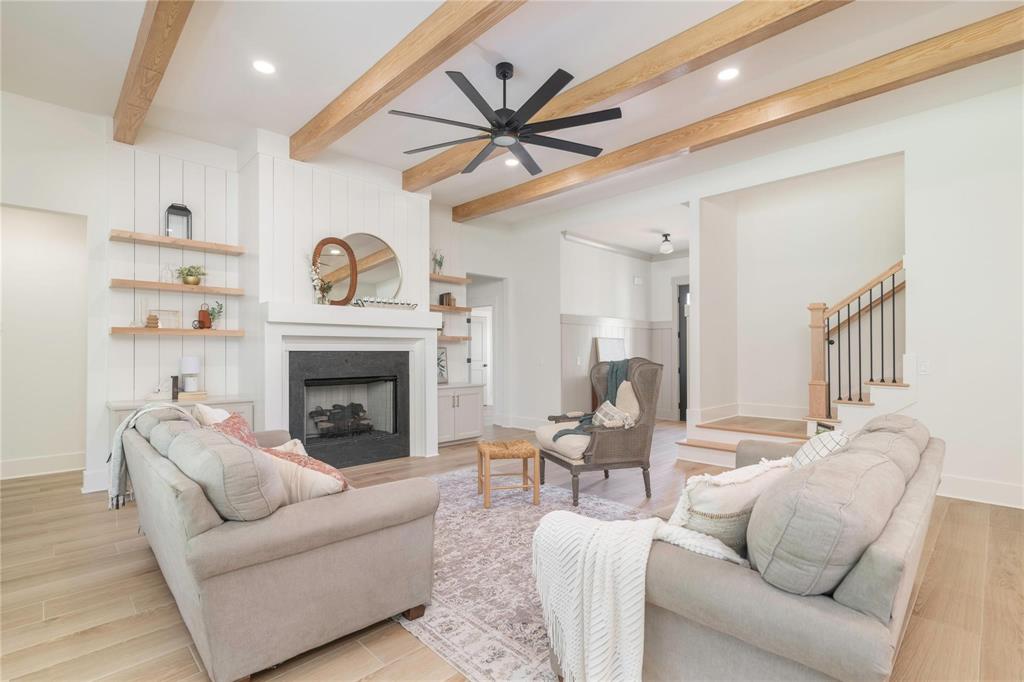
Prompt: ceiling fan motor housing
<box><xmin>495</xmin><ymin>62</ymin><xmax>514</xmax><ymax>81</ymax></box>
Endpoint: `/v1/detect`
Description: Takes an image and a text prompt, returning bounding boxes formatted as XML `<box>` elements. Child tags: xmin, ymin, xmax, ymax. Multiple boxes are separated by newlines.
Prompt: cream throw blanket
<box><xmin>533</xmin><ymin>511</ymin><xmax>747</xmax><ymax>682</ymax></box>
<box><xmin>108</xmin><ymin>403</ymin><xmax>199</xmax><ymax>509</ymax></box>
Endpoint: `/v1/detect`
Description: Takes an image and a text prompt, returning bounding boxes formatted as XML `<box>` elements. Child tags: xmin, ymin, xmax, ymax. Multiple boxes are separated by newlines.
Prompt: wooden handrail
<box><xmin>826</xmin><ymin>259</ymin><xmax>903</xmax><ymax>317</ymax></box>
<box><xmin>829</xmin><ymin>281</ymin><xmax>906</xmax><ymax>336</ymax></box>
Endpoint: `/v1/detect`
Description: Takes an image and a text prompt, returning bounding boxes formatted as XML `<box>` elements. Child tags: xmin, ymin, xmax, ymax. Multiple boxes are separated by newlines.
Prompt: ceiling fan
<box><xmin>389</xmin><ymin>62</ymin><xmax>622</xmax><ymax>176</ymax></box>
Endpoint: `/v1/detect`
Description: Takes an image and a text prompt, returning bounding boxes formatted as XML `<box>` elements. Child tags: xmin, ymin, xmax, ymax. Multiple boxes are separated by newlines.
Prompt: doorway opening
<box><xmin>467</xmin><ymin>274</ymin><xmax>505</xmax><ymax>427</ymax></box>
<box><xmin>678</xmin><ymin>284</ymin><xmax>690</xmax><ymax>421</ymax></box>
<box><xmin>469</xmin><ymin>307</ymin><xmax>493</xmax><ymax>406</ymax></box>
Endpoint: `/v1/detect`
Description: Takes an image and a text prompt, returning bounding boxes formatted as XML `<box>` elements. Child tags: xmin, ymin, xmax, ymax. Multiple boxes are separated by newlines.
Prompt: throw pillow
<box><xmin>615</xmin><ymin>381</ymin><xmax>641</xmax><ymax>421</ymax></box>
<box><xmin>668</xmin><ymin>457</ymin><xmax>792</xmax><ymax>554</ymax></box>
<box><xmin>274</xmin><ymin>438</ymin><xmax>309</xmax><ymax>455</ymax></box>
<box><xmin>262</xmin><ymin>445</ymin><xmax>350</xmax><ymax>503</ymax></box>
<box><xmin>593</xmin><ymin>400</ymin><xmax>635</xmax><ymax>429</ymax></box>
<box><xmin>791</xmin><ymin>429</ymin><xmax>849</xmax><ymax>469</ymax></box>
<box><xmin>149</xmin><ymin>420</ymin><xmax>198</xmax><ymax>456</ymax></box>
<box><xmin>211</xmin><ymin>413</ymin><xmax>258</xmax><ymax>447</ymax></box>
<box><xmin>194</xmin><ymin>403</ymin><xmax>231</xmax><ymax>426</ymax></box>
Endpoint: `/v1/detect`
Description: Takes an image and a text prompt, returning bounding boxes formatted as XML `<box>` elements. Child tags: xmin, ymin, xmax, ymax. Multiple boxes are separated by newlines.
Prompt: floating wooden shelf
<box><xmin>109</xmin><ymin>230</ymin><xmax>245</xmax><ymax>256</ymax></box>
<box><xmin>110</xmin><ymin>278</ymin><xmax>244</xmax><ymax>296</ymax></box>
<box><xmin>430</xmin><ymin>273</ymin><xmax>472</xmax><ymax>285</ymax></box>
<box><xmin>430</xmin><ymin>304</ymin><xmax>472</xmax><ymax>314</ymax></box>
<box><xmin>111</xmin><ymin>327</ymin><xmax>244</xmax><ymax>337</ymax></box>
<box><xmin>437</xmin><ymin>335</ymin><xmax>471</xmax><ymax>343</ymax></box>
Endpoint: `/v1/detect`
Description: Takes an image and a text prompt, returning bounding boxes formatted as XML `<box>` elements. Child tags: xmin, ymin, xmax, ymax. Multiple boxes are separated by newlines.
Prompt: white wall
<box><xmin>650</xmin><ymin>256</ymin><xmax>689</xmax><ymax>322</ymax></box>
<box><xmin>560</xmin><ymin>239</ymin><xmax>651</xmax><ymax>320</ymax></box>
<box><xmin>697</xmin><ymin>196</ymin><xmax>738</xmax><ymax>419</ymax></box>
<box><xmin>1</xmin><ymin>206</ymin><xmax>88</xmax><ymax>477</ymax></box>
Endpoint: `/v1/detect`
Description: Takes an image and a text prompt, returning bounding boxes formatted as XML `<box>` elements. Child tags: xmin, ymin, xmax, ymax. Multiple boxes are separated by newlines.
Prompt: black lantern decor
<box><xmin>164</xmin><ymin>203</ymin><xmax>192</xmax><ymax>239</ymax></box>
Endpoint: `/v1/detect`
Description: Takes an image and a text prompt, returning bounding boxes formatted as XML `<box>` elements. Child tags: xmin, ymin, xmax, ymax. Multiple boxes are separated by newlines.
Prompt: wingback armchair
<box><xmin>535</xmin><ymin>357</ymin><xmax>663</xmax><ymax>505</ymax></box>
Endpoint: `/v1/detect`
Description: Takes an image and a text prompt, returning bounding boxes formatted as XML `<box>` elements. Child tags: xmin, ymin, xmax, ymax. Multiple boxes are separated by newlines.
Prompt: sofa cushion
<box><xmin>535</xmin><ymin>421</ymin><xmax>589</xmax><ymax>460</ymax></box>
<box><xmin>747</xmin><ymin>449</ymin><xmax>906</xmax><ymax>595</ymax></box>
<box><xmin>861</xmin><ymin>414</ymin><xmax>930</xmax><ymax>451</ymax></box>
<box><xmin>149</xmin><ymin>420</ymin><xmax>198</xmax><ymax>456</ymax></box>
<box><xmin>168</xmin><ymin>430</ymin><xmax>286</xmax><ymax>521</ymax></box>
<box><xmin>135</xmin><ymin>408</ymin><xmax>189</xmax><ymax>440</ymax></box>
<box><xmin>668</xmin><ymin>457</ymin><xmax>793</xmax><ymax>554</ymax></box>
<box><xmin>844</xmin><ymin>432</ymin><xmax>921</xmax><ymax>481</ymax></box>
<box><xmin>263</xmin><ymin>440</ymin><xmax>349</xmax><ymax>504</ymax></box>
<box><xmin>834</xmin><ymin>439</ymin><xmax>945</xmax><ymax>623</ymax></box>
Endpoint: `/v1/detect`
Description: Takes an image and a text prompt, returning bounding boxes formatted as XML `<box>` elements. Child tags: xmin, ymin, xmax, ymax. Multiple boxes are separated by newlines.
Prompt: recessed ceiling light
<box><xmin>252</xmin><ymin>60</ymin><xmax>276</xmax><ymax>75</ymax></box>
<box><xmin>717</xmin><ymin>67</ymin><xmax>739</xmax><ymax>81</ymax></box>
<box><xmin>504</xmin><ymin>157</ymin><xmax>520</xmax><ymax>167</ymax></box>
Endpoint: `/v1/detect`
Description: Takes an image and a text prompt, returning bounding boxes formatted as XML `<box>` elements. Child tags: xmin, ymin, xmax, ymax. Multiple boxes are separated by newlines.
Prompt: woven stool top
<box><xmin>477</xmin><ymin>439</ymin><xmax>538</xmax><ymax>459</ymax></box>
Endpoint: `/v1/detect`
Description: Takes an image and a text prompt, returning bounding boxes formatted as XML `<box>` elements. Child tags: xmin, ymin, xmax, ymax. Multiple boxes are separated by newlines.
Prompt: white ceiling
<box><xmin>569</xmin><ymin>203</ymin><xmax>690</xmax><ymax>256</ymax></box>
<box><xmin>1</xmin><ymin>0</ymin><xmax>1017</xmax><ymax>237</ymax></box>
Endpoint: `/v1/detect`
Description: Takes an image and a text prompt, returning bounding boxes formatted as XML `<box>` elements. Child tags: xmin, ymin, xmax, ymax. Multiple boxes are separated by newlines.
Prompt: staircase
<box><xmin>807</xmin><ymin>259</ymin><xmax>915</xmax><ymax>432</ymax></box>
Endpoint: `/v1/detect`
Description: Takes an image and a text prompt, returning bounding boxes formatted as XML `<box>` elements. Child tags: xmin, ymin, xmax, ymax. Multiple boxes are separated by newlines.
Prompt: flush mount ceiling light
<box><xmin>504</xmin><ymin>157</ymin><xmax>520</xmax><ymax>167</ymax></box>
<box><xmin>252</xmin><ymin>60</ymin><xmax>276</xmax><ymax>75</ymax></box>
<box><xmin>717</xmin><ymin>67</ymin><xmax>739</xmax><ymax>81</ymax></box>
<box><xmin>659</xmin><ymin>233</ymin><xmax>674</xmax><ymax>254</ymax></box>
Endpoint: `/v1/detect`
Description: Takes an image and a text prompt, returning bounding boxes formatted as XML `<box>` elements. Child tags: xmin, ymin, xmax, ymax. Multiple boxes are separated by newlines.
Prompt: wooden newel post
<box><xmin>807</xmin><ymin>303</ymin><xmax>828</xmax><ymax>419</ymax></box>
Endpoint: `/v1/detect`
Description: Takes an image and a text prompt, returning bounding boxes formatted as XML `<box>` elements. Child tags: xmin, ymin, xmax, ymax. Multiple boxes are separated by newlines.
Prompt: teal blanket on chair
<box><xmin>606</xmin><ymin>359</ymin><xmax>629</xmax><ymax>404</ymax></box>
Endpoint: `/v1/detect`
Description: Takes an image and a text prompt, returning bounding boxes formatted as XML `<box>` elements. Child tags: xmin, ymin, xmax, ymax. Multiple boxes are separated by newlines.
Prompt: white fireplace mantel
<box><xmin>257</xmin><ymin>302</ymin><xmax>442</xmax><ymax>458</ymax></box>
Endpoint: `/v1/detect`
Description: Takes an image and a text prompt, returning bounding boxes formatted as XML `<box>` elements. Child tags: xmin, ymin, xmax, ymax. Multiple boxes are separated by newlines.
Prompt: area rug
<box><xmin>397</xmin><ymin>466</ymin><xmax>646</xmax><ymax>681</ymax></box>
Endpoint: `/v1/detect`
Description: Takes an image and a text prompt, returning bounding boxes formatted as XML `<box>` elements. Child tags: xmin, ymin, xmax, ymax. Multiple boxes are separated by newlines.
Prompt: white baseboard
<box><xmin>82</xmin><ymin>467</ymin><xmax>108</xmax><ymax>493</ymax></box>
<box><xmin>696</xmin><ymin>403</ymin><xmax>739</xmax><ymax>423</ymax></box>
<box><xmin>738</xmin><ymin>403</ymin><xmax>808</xmax><ymax>421</ymax></box>
<box><xmin>939</xmin><ymin>475</ymin><xmax>1024</xmax><ymax>509</ymax></box>
<box><xmin>1</xmin><ymin>451</ymin><xmax>84</xmax><ymax>480</ymax></box>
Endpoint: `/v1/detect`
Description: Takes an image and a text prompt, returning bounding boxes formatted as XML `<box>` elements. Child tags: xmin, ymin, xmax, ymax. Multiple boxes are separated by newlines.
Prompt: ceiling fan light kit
<box><xmin>390</xmin><ymin>61</ymin><xmax>622</xmax><ymax>176</ymax></box>
<box><xmin>659</xmin><ymin>234</ymin><xmax>674</xmax><ymax>255</ymax></box>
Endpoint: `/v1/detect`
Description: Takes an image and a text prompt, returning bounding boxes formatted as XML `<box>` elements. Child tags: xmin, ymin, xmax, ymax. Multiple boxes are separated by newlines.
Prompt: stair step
<box><xmin>804</xmin><ymin>415</ymin><xmax>842</xmax><ymax>425</ymax></box>
<box><xmin>697</xmin><ymin>417</ymin><xmax>809</xmax><ymax>441</ymax></box>
<box><xmin>864</xmin><ymin>380</ymin><xmax>910</xmax><ymax>388</ymax></box>
<box><xmin>834</xmin><ymin>398</ymin><xmax>876</xmax><ymax>406</ymax></box>
<box><xmin>678</xmin><ymin>438</ymin><xmax>737</xmax><ymax>453</ymax></box>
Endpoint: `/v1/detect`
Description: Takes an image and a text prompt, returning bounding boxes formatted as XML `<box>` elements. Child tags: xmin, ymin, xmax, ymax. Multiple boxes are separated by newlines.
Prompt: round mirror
<box><xmin>312</xmin><ymin>238</ymin><xmax>357</xmax><ymax>306</ymax></box>
<box><xmin>339</xmin><ymin>233</ymin><xmax>402</xmax><ymax>301</ymax></box>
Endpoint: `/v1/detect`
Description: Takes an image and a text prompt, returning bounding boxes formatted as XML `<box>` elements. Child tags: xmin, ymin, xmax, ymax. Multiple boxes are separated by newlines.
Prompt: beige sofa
<box><xmin>122</xmin><ymin>412</ymin><xmax>439</xmax><ymax>682</ymax></box>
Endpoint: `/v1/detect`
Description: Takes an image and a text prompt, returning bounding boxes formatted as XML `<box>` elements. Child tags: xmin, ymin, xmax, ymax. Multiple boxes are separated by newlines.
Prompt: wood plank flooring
<box><xmin>1</xmin><ymin>422</ymin><xmax>1020</xmax><ymax>681</ymax></box>
<box><xmin>697</xmin><ymin>415</ymin><xmax>809</xmax><ymax>439</ymax></box>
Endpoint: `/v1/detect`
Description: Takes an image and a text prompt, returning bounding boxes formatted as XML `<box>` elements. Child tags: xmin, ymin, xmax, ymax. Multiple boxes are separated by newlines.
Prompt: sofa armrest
<box><xmin>646</xmin><ymin>541</ymin><xmax>895</xmax><ymax>681</ymax></box>
<box><xmin>254</xmin><ymin>429</ymin><xmax>292</xmax><ymax>448</ymax></box>
<box><xmin>186</xmin><ymin>478</ymin><xmax>439</xmax><ymax>580</ymax></box>
<box><xmin>734</xmin><ymin>440</ymin><xmax>802</xmax><ymax>468</ymax></box>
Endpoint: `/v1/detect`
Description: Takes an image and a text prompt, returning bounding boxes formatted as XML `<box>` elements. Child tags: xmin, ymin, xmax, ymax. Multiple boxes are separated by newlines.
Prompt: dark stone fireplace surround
<box><xmin>288</xmin><ymin>350</ymin><xmax>410</xmax><ymax>468</ymax></box>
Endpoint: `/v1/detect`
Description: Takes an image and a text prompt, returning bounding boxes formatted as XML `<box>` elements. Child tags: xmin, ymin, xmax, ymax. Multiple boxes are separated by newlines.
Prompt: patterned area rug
<box><xmin>397</xmin><ymin>467</ymin><xmax>645</xmax><ymax>681</ymax></box>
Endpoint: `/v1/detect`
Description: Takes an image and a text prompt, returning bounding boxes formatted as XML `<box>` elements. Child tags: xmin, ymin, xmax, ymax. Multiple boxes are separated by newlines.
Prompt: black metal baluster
<box><xmin>880</xmin><ymin>277</ymin><xmax>886</xmax><ymax>383</ymax></box>
<box><xmin>846</xmin><ymin>303</ymin><xmax>852</xmax><ymax>400</ymax></box>
<box><xmin>891</xmin><ymin>273</ymin><xmax>897</xmax><ymax>383</ymax></box>
<box><xmin>837</xmin><ymin>309</ymin><xmax>842</xmax><ymax>403</ymax></box>
<box><xmin>825</xmin><ymin>317</ymin><xmax>832</xmax><ymax>419</ymax></box>
<box><xmin>869</xmin><ymin>285</ymin><xmax>874</xmax><ymax>383</ymax></box>
<box><xmin>858</xmin><ymin>295</ymin><xmax>863</xmax><ymax>401</ymax></box>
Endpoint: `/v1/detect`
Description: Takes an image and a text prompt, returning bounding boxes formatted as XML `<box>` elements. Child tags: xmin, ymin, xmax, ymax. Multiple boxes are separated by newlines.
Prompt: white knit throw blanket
<box><xmin>533</xmin><ymin>511</ymin><xmax>747</xmax><ymax>682</ymax></box>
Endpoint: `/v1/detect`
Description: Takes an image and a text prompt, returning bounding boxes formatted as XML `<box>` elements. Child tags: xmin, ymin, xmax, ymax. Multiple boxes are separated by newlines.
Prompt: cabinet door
<box><xmin>437</xmin><ymin>392</ymin><xmax>456</xmax><ymax>443</ymax></box>
<box><xmin>453</xmin><ymin>389</ymin><xmax>483</xmax><ymax>440</ymax></box>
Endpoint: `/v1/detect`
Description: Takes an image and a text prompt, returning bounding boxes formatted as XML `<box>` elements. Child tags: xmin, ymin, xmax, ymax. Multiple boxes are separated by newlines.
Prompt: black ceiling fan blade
<box><xmin>403</xmin><ymin>135</ymin><xmax>491</xmax><ymax>155</ymax></box>
<box><xmin>521</xmin><ymin>108</ymin><xmax>622</xmax><ymax>135</ymax></box>
<box><xmin>521</xmin><ymin>134</ymin><xmax>602</xmax><ymax>157</ymax></box>
<box><xmin>388</xmin><ymin>110</ymin><xmax>492</xmax><ymax>133</ymax></box>
<box><xmin>462</xmin><ymin>141</ymin><xmax>498</xmax><ymax>174</ymax></box>
<box><xmin>508</xmin><ymin>142</ymin><xmax>542</xmax><ymax>175</ymax></box>
<box><xmin>508</xmin><ymin>68</ymin><xmax>573</xmax><ymax>128</ymax></box>
<box><xmin>446</xmin><ymin>71</ymin><xmax>502</xmax><ymax>127</ymax></box>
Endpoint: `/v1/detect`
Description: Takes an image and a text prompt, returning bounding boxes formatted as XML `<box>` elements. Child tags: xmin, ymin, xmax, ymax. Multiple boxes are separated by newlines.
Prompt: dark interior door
<box><xmin>678</xmin><ymin>285</ymin><xmax>689</xmax><ymax>421</ymax></box>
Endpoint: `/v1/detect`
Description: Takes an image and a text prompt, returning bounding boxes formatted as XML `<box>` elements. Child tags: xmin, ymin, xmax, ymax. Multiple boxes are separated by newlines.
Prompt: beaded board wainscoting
<box><xmin>396</xmin><ymin>467</ymin><xmax>645</xmax><ymax>681</ymax></box>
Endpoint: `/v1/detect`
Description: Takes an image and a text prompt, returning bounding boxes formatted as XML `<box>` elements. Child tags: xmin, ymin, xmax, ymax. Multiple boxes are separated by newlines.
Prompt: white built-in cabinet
<box><xmin>437</xmin><ymin>384</ymin><xmax>483</xmax><ymax>444</ymax></box>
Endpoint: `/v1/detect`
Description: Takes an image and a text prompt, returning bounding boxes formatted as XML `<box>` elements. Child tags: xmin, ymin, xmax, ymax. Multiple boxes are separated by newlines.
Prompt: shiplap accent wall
<box><xmin>106</xmin><ymin>143</ymin><xmax>240</xmax><ymax>400</ymax></box>
<box><xmin>263</xmin><ymin>156</ymin><xmax>430</xmax><ymax>307</ymax></box>
<box><xmin>560</xmin><ymin>314</ymin><xmax>679</xmax><ymax>419</ymax></box>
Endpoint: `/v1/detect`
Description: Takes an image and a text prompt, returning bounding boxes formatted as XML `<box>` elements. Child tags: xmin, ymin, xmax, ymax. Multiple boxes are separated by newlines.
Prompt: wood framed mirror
<box><xmin>312</xmin><ymin>237</ymin><xmax>357</xmax><ymax>306</ymax></box>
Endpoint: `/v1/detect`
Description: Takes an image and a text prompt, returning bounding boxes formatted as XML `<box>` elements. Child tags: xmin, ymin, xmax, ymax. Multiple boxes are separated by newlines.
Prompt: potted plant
<box><xmin>208</xmin><ymin>301</ymin><xmax>224</xmax><ymax>329</ymax></box>
<box><xmin>310</xmin><ymin>262</ymin><xmax>333</xmax><ymax>304</ymax></box>
<box><xmin>176</xmin><ymin>265</ymin><xmax>207</xmax><ymax>286</ymax></box>
<box><xmin>431</xmin><ymin>249</ymin><xmax>445</xmax><ymax>275</ymax></box>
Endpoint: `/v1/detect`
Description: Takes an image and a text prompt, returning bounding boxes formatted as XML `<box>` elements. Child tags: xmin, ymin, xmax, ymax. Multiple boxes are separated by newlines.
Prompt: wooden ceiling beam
<box><xmin>402</xmin><ymin>0</ymin><xmax>850</xmax><ymax>192</ymax></box>
<box><xmin>290</xmin><ymin>0</ymin><xmax>524</xmax><ymax>162</ymax></box>
<box><xmin>324</xmin><ymin>248</ymin><xmax>396</xmax><ymax>284</ymax></box>
<box><xmin>113</xmin><ymin>0</ymin><xmax>194</xmax><ymax>145</ymax></box>
<box><xmin>452</xmin><ymin>8</ymin><xmax>1024</xmax><ymax>222</ymax></box>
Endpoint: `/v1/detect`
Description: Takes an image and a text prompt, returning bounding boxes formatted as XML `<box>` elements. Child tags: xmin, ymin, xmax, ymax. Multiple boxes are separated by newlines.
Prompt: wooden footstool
<box><xmin>476</xmin><ymin>439</ymin><xmax>540</xmax><ymax>508</ymax></box>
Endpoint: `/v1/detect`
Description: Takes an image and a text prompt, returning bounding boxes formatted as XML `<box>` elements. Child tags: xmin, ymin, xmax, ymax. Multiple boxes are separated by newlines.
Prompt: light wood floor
<box><xmin>697</xmin><ymin>414</ymin><xmax>809</xmax><ymax>439</ymax></box>
<box><xmin>1</xmin><ymin>421</ymin><xmax>1020</xmax><ymax>681</ymax></box>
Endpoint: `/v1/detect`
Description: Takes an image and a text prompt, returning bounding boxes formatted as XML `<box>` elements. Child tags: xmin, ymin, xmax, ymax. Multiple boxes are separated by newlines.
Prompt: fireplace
<box><xmin>289</xmin><ymin>351</ymin><xmax>409</xmax><ymax>468</ymax></box>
